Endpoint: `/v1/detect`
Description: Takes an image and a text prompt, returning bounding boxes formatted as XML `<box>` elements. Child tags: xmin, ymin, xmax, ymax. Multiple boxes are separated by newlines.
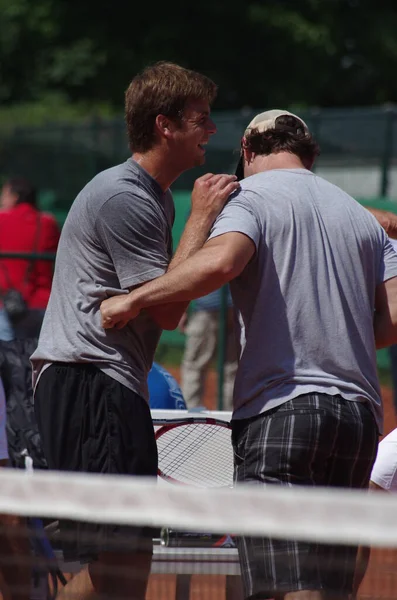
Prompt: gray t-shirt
<box><xmin>209</xmin><ymin>168</ymin><xmax>397</xmax><ymax>432</ymax></box>
<box><xmin>31</xmin><ymin>159</ymin><xmax>174</xmax><ymax>400</ymax></box>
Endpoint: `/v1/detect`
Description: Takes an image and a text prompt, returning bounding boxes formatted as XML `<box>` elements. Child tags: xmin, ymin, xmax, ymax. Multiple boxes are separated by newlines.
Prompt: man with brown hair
<box><xmin>101</xmin><ymin>109</ymin><xmax>397</xmax><ymax>600</ymax></box>
<box><xmin>30</xmin><ymin>61</ymin><xmax>239</xmax><ymax>600</ymax></box>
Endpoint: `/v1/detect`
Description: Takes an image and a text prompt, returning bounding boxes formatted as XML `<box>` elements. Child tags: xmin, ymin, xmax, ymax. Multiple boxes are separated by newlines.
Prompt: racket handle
<box><xmin>160</xmin><ymin>528</ymin><xmax>236</xmax><ymax>548</ymax></box>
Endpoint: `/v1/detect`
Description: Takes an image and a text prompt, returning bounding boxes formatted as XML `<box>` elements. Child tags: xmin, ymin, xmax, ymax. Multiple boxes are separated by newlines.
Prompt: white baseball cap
<box><xmin>243</xmin><ymin>109</ymin><xmax>309</xmax><ymax>135</ymax></box>
<box><xmin>235</xmin><ymin>109</ymin><xmax>309</xmax><ymax>179</ymax></box>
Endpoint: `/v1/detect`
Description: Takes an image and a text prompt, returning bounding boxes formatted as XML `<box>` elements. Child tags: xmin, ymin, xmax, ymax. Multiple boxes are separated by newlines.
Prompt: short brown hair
<box><xmin>5</xmin><ymin>177</ymin><xmax>37</xmax><ymax>207</ymax></box>
<box><xmin>125</xmin><ymin>61</ymin><xmax>217</xmax><ymax>153</ymax></box>
<box><xmin>245</xmin><ymin>115</ymin><xmax>320</xmax><ymax>169</ymax></box>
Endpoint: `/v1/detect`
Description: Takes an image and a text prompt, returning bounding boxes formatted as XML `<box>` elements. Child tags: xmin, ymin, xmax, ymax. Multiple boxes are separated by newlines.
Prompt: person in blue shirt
<box><xmin>148</xmin><ymin>362</ymin><xmax>186</xmax><ymax>410</ymax></box>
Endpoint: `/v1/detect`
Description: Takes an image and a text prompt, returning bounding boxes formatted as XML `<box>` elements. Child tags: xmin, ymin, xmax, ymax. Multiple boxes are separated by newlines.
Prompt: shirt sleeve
<box><xmin>95</xmin><ymin>192</ymin><xmax>171</xmax><ymax>289</ymax></box>
<box><xmin>378</xmin><ymin>235</ymin><xmax>397</xmax><ymax>284</ymax></box>
<box><xmin>208</xmin><ymin>192</ymin><xmax>261</xmax><ymax>250</ymax></box>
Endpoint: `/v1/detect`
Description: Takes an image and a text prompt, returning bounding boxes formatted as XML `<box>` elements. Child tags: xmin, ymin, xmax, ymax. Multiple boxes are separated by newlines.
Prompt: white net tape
<box><xmin>1</xmin><ymin>469</ymin><xmax>397</xmax><ymax>547</ymax></box>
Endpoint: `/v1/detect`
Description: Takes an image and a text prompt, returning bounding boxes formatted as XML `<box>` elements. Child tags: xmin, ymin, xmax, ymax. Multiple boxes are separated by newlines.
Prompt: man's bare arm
<box><xmin>101</xmin><ymin>232</ymin><xmax>255</xmax><ymax>330</ymax></box>
<box><xmin>374</xmin><ymin>276</ymin><xmax>397</xmax><ymax>348</ymax></box>
<box><xmin>367</xmin><ymin>207</ymin><xmax>397</xmax><ymax>239</ymax></box>
<box><xmin>143</xmin><ymin>173</ymin><xmax>239</xmax><ymax>329</ymax></box>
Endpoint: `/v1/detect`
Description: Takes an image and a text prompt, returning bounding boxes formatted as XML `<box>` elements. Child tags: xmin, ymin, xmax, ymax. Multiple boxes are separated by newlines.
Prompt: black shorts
<box><xmin>231</xmin><ymin>393</ymin><xmax>378</xmax><ymax>599</ymax></box>
<box><xmin>34</xmin><ymin>363</ymin><xmax>158</xmax><ymax>562</ymax></box>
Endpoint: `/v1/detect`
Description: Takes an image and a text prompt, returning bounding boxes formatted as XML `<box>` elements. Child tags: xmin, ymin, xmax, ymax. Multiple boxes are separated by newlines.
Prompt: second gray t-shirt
<box><xmin>31</xmin><ymin>159</ymin><xmax>174</xmax><ymax>400</ymax></box>
<box><xmin>210</xmin><ymin>168</ymin><xmax>397</xmax><ymax>432</ymax></box>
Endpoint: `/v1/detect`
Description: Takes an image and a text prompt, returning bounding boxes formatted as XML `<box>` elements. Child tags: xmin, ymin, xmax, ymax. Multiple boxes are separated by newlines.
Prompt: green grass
<box><xmin>155</xmin><ymin>344</ymin><xmax>184</xmax><ymax>367</ymax></box>
<box><xmin>378</xmin><ymin>367</ymin><xmax>393</xmax><ymax>389</ymax></box>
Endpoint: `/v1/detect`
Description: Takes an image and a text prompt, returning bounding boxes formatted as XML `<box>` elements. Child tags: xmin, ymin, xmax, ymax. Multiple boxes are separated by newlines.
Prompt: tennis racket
<box><xmin>153</xmin><ymin>417</ymin><xmax>233</xmax><ymax>488</ymax></box>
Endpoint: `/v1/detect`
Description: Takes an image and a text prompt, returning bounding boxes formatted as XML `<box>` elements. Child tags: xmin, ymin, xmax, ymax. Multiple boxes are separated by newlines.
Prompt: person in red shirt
<box><xmin>0</xmin><ymin>178</ymin><xmax>60</xmax><ymax>340</ymax></box>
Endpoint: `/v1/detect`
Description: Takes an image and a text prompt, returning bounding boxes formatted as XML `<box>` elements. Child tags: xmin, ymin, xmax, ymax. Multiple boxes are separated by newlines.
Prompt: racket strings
<box><xmin>159</xmin><ymin>424</ymin><xmax>216</xmax><ymax>471</ymax></box>
<box><xmin>156</xmin><ymin>423</ymin><xmax>233</xmax><ymax>487</ymax></box>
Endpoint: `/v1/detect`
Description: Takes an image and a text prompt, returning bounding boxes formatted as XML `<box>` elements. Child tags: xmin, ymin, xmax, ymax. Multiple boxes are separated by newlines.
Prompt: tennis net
<box><xmin>1</xmin><ymin>468</ymin><xmax>397</xmax><ymax>599</ymax></box>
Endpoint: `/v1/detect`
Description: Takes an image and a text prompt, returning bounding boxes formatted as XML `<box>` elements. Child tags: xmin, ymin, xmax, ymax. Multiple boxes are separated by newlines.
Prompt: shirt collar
<box><xmin>127</xmin><ymin>158</ymin><xmax>165</xmax><ymax>198</ymax></box>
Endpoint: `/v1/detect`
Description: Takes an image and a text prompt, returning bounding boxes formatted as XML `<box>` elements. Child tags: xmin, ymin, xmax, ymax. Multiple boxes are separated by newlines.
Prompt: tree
<box><xmin>0</xmin><ymin>0</ymin><xmax>396</xmax><ymax>112</ymax></box>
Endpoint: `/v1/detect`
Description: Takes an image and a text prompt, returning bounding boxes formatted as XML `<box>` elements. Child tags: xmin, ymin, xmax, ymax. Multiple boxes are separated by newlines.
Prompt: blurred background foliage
<box><xmin>1</xmin><ymin>0</ymin><xmax>397</xmax><ymax>126</ymax></box>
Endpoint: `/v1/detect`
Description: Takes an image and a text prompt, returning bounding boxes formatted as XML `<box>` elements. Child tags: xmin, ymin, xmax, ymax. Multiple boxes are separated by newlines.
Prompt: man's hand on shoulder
<box><xmin>190</xmin><ymin>173</ymin><xmax>239</xmax><ymax>226</ymax></box>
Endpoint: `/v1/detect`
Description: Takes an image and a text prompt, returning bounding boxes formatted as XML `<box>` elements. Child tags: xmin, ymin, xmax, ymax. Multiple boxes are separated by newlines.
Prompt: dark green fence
<box><xmin>1</xmin><ymin>106</ymin><xmax>397</xmax><ymax>227</ymax></box>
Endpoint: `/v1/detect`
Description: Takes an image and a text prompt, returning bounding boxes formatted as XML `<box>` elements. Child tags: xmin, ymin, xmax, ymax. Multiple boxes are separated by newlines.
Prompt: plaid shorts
<box><xmin>231</xmin><ymin>393</ymin><xmax>378</xmax><ymax>599</ymax></box>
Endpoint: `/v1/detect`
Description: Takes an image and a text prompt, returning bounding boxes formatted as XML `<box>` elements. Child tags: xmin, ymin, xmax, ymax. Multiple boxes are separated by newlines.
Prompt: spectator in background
<box><xmin>0</xmin><ymin>178</ymin><xmax>60</xmax><ymax>341</ymax></box>
<box><xmin>179</xmin><ymin>287</ymin><xmax>237</xmax><ymax>410</ymax></box>
<box><xmin>0</xmin><ymin>375</ymin><xmax>31</xmax><ymax>600</ymax></box>
<box><xmin>0</xmin><ymin>377</ymin><xmax>7</xmax><ymax>465</ymax></box>
<box><xmin>148</xmin><ymin>361</ymin><xmax>187</xmax><ymax>410</ymax></box>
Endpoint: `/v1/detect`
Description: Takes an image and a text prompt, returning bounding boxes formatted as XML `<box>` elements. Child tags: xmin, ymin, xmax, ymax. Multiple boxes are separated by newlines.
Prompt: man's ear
<box><xmin>242</xmin><ymin>142</ymin><xmax>256</xmax><ymax>178</ymax></box>
<box><xmin>243</xmin><ymin>145</ymin><xmax>254</xmax><ymax>165</ymax></box>
<box><xmin>155</xmin><ymin>114</ymin><xmax>177</xmax><ymax>140</ymax></box>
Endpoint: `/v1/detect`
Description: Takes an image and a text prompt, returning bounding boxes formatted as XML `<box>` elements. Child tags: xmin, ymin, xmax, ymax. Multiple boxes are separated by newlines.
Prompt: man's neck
<box><xmin>253</xmin><ymin>152</ymin><xmax>307</xmax><ymax>174</ymax></box>
<box><xmin>132</xmin><ymin>149</ymin><xmax>182</xmax><ymax>192</ymax></box>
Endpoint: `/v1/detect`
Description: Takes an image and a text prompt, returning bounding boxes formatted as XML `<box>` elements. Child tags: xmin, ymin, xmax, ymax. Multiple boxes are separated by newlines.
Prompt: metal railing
<box><xmin>0</xmin><ymin>253</ymin><xmax>56</xmax><ymax>261</ymax></box>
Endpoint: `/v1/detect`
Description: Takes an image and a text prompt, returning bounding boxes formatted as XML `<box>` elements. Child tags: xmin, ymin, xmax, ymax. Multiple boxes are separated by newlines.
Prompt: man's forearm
<box><xmin>137</xmin><ymin>245</ymin><xmax>232</xmax><ymax>312</ymax></box>
<box><xmin>374</xmin><ymin>314</ymin><xmax>397</xmax><ymax>349</ymax></box>
<box><xmin>374</xmin><ymin>278</ymin><xmax>397</xmax><ymax>348</ymax></box>
<box><xmin>169</xmin><ymin>213</ymin><xmax>216</xmax><ymax>269</ymax></box>
<box><xmin>146</xmin><ymin>213</ymin><xmax>218</xmax><ymax>327</ymax></box>
<box><xmin>100</xmin><ymin>231</ymin><xmax>254</xmax><ymax>330</ymax></box>
<box><xmin>367</xmin><ymin>207</ymin><xmax>397</xmax><ymax>239</ymax></box>
<box><xmin>145</xmin><ymin>173</ymin><xmax>240</xmax><ymax>328</ymax></box>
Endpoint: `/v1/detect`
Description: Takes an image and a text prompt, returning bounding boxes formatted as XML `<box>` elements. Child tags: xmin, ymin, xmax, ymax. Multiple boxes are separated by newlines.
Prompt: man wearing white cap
<box><xmin>100</xmin><ymin>109</ymin><xmax>397</xmax><ymax>600</ymax></box>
